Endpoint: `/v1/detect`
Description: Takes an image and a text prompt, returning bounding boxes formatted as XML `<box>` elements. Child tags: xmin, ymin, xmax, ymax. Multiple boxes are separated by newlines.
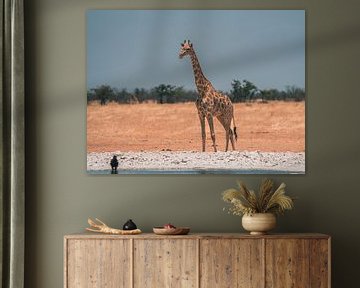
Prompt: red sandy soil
<box><xmin>87</xmin><ymin>101</ymin><xmax>305</xmax><ymax>153</ymax></box>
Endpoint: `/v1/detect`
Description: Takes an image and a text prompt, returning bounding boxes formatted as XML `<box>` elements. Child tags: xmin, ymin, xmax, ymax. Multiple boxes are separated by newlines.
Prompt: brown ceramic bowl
<box><xmin>153</xmin><ymin>227</ymin><xmax>190</xmax><ymax>235</ymax></box>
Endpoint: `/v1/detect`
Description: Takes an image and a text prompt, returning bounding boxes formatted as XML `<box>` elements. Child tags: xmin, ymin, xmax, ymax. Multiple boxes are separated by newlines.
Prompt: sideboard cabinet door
<box><xmin>310</xmin><ymin>239</ymin><xmax>330</xmax><ymax>288</ymax></box>
<box><xmin>265</xmin><ymin>239</ymin><xmax>329</xmax><ymax>288</ymax></box>
<box><xmin>66</xmin><ymin>239</ymin><xmax>131</xmax><ymax>288</ymax></box>
<box><xmin>134</xmin><ymin>239</ymin><xmax>198</xmax><ymax>288</ymax></box>
<box><xmin>266</xmin><ymin>239</ymin><xmax>309</xmax><ymax>287</ymax></box>
<box><xmin>200</xmin><ymin>239</ymin><xmax>264</xmax><ymax>288</ymax></box>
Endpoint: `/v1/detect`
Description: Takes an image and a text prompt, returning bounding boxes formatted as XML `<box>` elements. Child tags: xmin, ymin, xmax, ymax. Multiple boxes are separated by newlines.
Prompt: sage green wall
<box><xmin>25</xmin><ymin>0</ymin><xmax>360</xmax><ymax>287</ymax></box>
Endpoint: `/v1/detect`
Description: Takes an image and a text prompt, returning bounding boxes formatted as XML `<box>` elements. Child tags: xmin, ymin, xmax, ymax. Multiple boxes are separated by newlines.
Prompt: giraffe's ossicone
<box><xmin>179</xmin><ymin>40</ymin><xmax>237</xmax><ymax>152</ymax></box>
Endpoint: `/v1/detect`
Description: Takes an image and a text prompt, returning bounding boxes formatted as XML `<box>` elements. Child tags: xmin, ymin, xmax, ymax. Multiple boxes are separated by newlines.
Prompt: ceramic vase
<box><xmin>242</xmin><ymin>213</ymin><xmax>276</xmax><ymax>235</ymax></box>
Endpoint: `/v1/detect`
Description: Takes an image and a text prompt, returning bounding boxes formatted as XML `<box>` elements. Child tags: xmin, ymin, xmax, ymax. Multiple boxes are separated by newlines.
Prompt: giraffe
<box><xmin>179</xmin><ymin>40</ymin><xmax>237</xmax><ymax>152</ymax></box>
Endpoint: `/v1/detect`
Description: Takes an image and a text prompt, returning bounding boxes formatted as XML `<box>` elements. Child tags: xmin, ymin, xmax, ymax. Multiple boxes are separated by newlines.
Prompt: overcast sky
<box><xmin>87</xmin><ymin>10</ymin><xmax>304</xmax><ymax>92</ymax></box>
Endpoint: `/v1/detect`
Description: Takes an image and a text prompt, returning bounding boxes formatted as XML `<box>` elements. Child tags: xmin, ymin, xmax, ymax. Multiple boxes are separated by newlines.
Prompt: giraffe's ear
<box><xmin>181</xmin><ymin>43</ymin><xmax>184</xmax><ymax>47</ymax></box>
<box><xmin>190</xmin><ymin>42</ymin><xmax>193</xmax><ymax>47</ymax></box>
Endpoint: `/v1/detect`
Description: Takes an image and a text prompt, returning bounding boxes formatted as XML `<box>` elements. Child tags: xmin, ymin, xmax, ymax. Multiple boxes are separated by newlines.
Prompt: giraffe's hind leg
<box><xmin>224</xmin><ymin>121</ymin><xmax>231</xmax><ymax>152</ymax></box>
<box><xmin>217</xmin><ymin>116</ymin><xmax>233</xmax><ymax>152</ymax></box>
<box><xmin>226</xmin><ymin>125</ymin><xmax>237</xmax><ymax>151</ymax></box>
<box><xmin>225</xmin><ymin>129</ymin><xmax>230</xmax><ymax>152</ymax></box>
<box><xmin>226</xmin><ymin>115</ymin><xmax>236</xmax><ymax>151</ymax></box>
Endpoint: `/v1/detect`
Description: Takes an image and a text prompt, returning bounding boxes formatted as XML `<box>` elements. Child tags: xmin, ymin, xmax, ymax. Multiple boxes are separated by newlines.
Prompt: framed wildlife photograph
<box><xmin>87</xmin><ymin>10</ymin><xmax>305</xmax><ymax>174</ymax></box>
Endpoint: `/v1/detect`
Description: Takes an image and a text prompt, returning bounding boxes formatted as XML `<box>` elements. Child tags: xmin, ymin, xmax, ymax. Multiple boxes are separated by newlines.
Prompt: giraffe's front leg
<box><xmin>199</xmin><ymin>115</ymin><xmax>206</xmax><ymax>152</ymax></box>
<box><xmin>206</xmin><ymin>115</ymin><xmax>217</xmax><ymax>152</ymax></box>
<box><xmin>229</xmin><ymin>128</ymin><xmax>236</xmax><ymax>151</ymax></box>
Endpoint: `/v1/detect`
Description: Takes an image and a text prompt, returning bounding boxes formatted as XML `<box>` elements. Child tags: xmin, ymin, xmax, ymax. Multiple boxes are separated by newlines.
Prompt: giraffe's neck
<box><xmin>189</xmin><ymin>50</ymin><xmax>213</xmax><ymax>95</ymax></box>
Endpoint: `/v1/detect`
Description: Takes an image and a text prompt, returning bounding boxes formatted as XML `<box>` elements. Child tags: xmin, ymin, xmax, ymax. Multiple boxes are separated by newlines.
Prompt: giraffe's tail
<box><xmin>232</xmin><ymin>114</ymin><xmax>238</xmax><ymax>141</ymax></box>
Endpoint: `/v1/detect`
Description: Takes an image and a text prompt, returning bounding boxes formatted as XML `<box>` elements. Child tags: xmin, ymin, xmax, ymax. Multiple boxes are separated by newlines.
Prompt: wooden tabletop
<box><xmin>65</xmin><ymin>232</ymin><xmax>330</xmax><ymax>240</ymax></box>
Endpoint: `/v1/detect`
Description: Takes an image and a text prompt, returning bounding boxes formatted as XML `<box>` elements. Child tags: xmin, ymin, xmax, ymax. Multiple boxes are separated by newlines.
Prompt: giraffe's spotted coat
<box><xmin>179</xmin><ymin>40</ymin><xmax>237</xmax><ymax>152</ymax></box>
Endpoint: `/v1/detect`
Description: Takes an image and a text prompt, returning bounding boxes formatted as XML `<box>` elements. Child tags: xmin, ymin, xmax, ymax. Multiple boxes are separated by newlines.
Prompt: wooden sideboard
<box><xmin>64</xmin><ymin>233</ymin><xmax>330</xmax><ymax>288</ymax></box>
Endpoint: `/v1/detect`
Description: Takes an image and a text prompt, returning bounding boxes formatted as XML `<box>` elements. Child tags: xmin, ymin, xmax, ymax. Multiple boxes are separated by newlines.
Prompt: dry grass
<box><xmin>87</xmin><ymin>101</ymin><xmax>305</xmax><ymax>153</ymax></box>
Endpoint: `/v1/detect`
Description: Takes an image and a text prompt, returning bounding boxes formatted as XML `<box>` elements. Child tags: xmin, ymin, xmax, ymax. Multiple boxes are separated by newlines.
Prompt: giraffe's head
<box><xmin>179</xmin><ymin>40</ymin><xmax>193</xmax><ymax>59</ymax></box>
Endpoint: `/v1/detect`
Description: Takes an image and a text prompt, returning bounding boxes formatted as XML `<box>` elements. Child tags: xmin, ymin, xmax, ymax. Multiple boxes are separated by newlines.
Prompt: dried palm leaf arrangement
<box><xmin>86</xmin><ymin>218</ymin><xmax>142</xmax><ymax>235</ymax></box>
<box><xmin>222</xmin><ymin>178</ymin><xmax>294</xmax><ymax>216</ymax></box>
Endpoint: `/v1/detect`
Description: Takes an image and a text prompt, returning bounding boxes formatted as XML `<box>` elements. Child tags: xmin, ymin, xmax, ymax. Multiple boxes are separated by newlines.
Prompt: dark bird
<box><xmin>110</xmin><ymin>155</ymin><xmax>119</xmax><ymax>172</ymax></box>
